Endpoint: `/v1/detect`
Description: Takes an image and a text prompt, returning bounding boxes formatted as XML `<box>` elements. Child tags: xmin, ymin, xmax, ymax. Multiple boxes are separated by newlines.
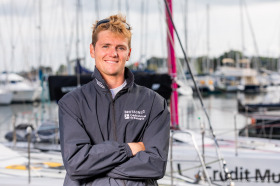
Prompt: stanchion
<box><xmin>26</xmin><ymin>126</ymin><xmax>32</xmax><ymax>184</ymax></box>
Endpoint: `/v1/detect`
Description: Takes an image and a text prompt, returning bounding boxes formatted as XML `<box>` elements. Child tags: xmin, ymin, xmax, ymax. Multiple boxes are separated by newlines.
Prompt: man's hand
<box><xmin>127</xmin><ymin>142</ymin><xmax>145</xmax><ymax>156</ymax></box>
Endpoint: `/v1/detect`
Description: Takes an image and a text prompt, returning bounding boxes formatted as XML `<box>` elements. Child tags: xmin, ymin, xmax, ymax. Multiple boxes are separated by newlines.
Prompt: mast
<box><xmin>95</xmin><ymin>0</ymin><xmax>99</xmax><ymax>20</ymax></box>
<box><xmin>165</xmin><ymin>0</ymin><xmax>179</xmax><ymax>129</ymax></box>
<box><xmin>164</xmin><ymin>0</ymin><xmax>233</xmax><ymax>183</ymax></box>
<box><xmin>206</xmin><ymin>3</ymin><xmax>210</xmax><ymax>73</ymax></box>
<box><xmin>38</xmin><ymin>0</ymin><xmax>42</xmax><ymax>80</ymax></box>
<box><xmin>240</xmin><ymin>0</ymin><xmax>245</xmax><ymax>59</ymax></box>
<box><xmin>76</xmin><ymin>0</ymin><xmax>81</xmax><ymax>86</ymax></box>
<box><xmin>10</xmin><ymin>0</ymin><xmax>15</xmax><ymax>73</ymax></box>
<box><xmin>140</xmin><ymin>0</ymin><xmax>144</xmax><ymax>64</ymax></box>
<box><xmin>118</xmin><ymin>0</ymin><xmax>121</xmax><ymax>12</ymax></box>
<box><xmin>183</xmin><ymin>0</ymin><xmax>188</xmax><ymax>56</ymax></box>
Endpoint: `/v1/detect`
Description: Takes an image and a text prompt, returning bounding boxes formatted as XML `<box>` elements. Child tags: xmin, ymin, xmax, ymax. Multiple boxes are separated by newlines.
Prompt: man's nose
<box><xmin>109</xmin><ymin>48</ymin><xmax>117</xmax><ymax>57</ymax></box>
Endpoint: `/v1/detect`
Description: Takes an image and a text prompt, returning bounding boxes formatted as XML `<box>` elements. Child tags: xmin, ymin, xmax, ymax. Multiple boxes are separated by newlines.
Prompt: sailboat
<box><xmin>158</xmin><ymin>0</ymin><xmax>280</xmax><ymax>185</ymax></box>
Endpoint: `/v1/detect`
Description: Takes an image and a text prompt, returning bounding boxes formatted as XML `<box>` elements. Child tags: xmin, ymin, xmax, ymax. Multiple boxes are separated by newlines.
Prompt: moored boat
<box><xmin>0</xmin><ymin>88</ymin><xmax>13</xmax><ymax>105</ymax></box>
<box><xmin>0</xmin><ymin>72</ymin><xmax>37</xmax><ymax>103</ymax></box>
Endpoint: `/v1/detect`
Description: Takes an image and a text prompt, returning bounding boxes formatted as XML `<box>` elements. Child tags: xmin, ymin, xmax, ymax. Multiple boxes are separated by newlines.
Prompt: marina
<box><xmin>1</xmin><ymin>90</ymin><xmax>280</xmax><ymax>185</ymax></box>
<box><xmin>1</xmin><ymin>0</ymin><xmax>280</xmax><ymax>185</ymax></box>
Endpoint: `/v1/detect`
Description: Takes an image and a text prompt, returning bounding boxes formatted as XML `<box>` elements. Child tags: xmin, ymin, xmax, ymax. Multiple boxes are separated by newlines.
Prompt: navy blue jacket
<box><xmin>58</xmin><ymin>68</ymin><xmax>170</xmax><ymax>185</ymax></box>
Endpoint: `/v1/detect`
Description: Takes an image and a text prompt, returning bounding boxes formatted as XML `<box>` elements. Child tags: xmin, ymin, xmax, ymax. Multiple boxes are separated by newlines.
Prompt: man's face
<box><xmin>90</xmin><ymin>30</ymin><xmax>131</xmax><ymax>80</ymax></box>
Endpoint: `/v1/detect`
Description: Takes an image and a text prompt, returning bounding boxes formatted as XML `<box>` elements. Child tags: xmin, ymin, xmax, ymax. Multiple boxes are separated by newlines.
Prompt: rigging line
<box><xmin>206</xmin><ymin>3</ymin><xmax>210</xmax><ymax>74</ymax></box>
<box><xmin>157</xmin><ymin>0</ymin><xmax>167</xmax><ymax>59</ymax></box>
<box><xmin>163</xmin><ymin>0</ymin><xmax>212</xmax><ymax>146</ymax></box>
<box><xmin>60</xmin><ymin>0</ymin><xmax>68</xmax><ymax>66</ymax></box>
<box><xmin>47</xmin><ymin>0</ymin><xmax>61</xmax><ymax>66</ymax></box>
<box><xmin>10</xmin><ymin>0</ymin><xmax>16</xmax><ymax>72</ymax></box>
<box><xmin>95</xmin><ymin>0</ymin><xmax>99</xmax><ymax>20</ymax></box>
<box><xmin>183</xmin><ymin>0</ymin><xmax>188</xmax><ymax>56</ymax></box>
<box><xmin>156</xmin><ymin>0</ymin><xmax>203</xmax><ymax>130</ymax></box>
<box><xmin>76</xmin><ymin>0</ymin><xmax>81</xmax><ymax>60</ymax></box>
<box><xmin>38</xmin><ymin>0</ymin><xmax>42</xmax><ymax>67</ymax></box>
<box><xmin>159</xmin><ymin>2</ymin><xmax>199</xmax><ymax>129</ymax></box>
<box><xmin>0</xmin><ymin>19</ymin><xmax>7</xmax><ymax>71</ymax></box>
<box><xmin>243</xmin><ymin>0</ymin><xmax>260</xmax><ymax>58</ymax></box>
<box><xmin>118</xmin><ymin>0</ymin><xmax>121</xmax><ymax>12</ymax></box>
<box><xmin>11</xmin><ymin>0</ymin><xmax>32</xmax><ymax>46</ymax></box>
<box><xmin>190</xmin><ymin>2</ymin><xmax>206</xmax><ymax>59</ymax></box>
<box><xmin>0</xmin><ymin>0</ymin><xmax>11</xmax><ymax>65</ymax></box>
<box><xmin>144</xmin><ymin>0</ymin><xmax>149</xmax><ymax>60</ymax></box>
<box><xmin>140</xmin><ymin>0</ymin><xmax>144</xmax><ymax>61</ymax></box>
<box><xmin>240</xmin><ymin>0</ymin><xmax>245</xmax><ymax>56</ymax></box>
<box><xmin>30</xmin><ymin>0</ymin><xmax>36</xmax><ymax>69</ymax></box>
<box><xmin>42</xmin><ymin>1</ymin><xmax>59</xmax><ymax>64</ymax></box>
<box><xmin>62</xmin><ymin>1</ymin><xmax>75</xmax><ymax>65</ymax></box>
<box><xmin>158</xmin><ymin>0</ymin><xmax>199</xmax><ymax>111</ymax></box>
<box><xmin>163</xmin><ymin>0</ymin><xmax>233</xmax><ymax>184</ymax></box>
<box><xmin>110</xmin><ymin>0</ymin><xmax>114</xmax><ymax>14</ymax></box>
<box><xmin>80</xmin><ymin>0</ymin><xmax>87</xmax><ymax>67</ymax></box>
<box><xmin>67</xmin><ymin>19</ymin><xmax>76</xmax><ymax>66</ymax></box>
<box><xmin>163</xmin><ymin>5</ymin><xmax>207</xmax><ymax>133</ymax></box>
<box><xmin>165</xmin><ymin>19</ymin><xmax>190</xmax><ymax>91</ymax></box>
<box><xmin>125</xmin><ymin>0</ymin><xmax>130</xmax><ymax>23</ymax></box>
<box><xmin>1</xmin><ymin>1</ymin><xmax>9</xmax><ymax>27</ymax></box>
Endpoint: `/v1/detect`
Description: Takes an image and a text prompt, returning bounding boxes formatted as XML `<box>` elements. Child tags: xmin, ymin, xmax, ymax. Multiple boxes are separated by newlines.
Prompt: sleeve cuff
<box><xmin>124</xmin><ymin>143</ymin><xmax>133</xmax><ymax>158</ymax></box>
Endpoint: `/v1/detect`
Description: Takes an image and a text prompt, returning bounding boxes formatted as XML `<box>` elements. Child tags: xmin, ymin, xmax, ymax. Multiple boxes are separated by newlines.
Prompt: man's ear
<box><xmin>90</xmin><ymin>44</ymin><xmax>95</xmax><ymax>58</ymax></box>
<box><xmin>126</xmin><ymin>48</ymin><xmax>132</xmax><ymax>61</ymax></box>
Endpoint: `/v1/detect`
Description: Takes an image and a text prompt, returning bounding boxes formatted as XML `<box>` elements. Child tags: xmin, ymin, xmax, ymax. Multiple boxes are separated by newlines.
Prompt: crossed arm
<box><xmin>59</xmin><ymin>95</ymin><xmax>170</xmax><ymax>181</ymax></box>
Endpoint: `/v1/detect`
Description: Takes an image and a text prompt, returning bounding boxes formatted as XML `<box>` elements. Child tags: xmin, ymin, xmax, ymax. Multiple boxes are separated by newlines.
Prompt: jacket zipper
<box><xmin>111</xmin><ymin>90</ymin><xmax>126</xmax><ymax>142</ymax></box>
<box><xmin>112</xmin><ymin>99</ymin><xmax>117</xmax><ymax>141</ymax></box>
<box><xmin>113</xmin><ymin>92</ymin><xmax>126</xmax><ymax>186</ymax></box>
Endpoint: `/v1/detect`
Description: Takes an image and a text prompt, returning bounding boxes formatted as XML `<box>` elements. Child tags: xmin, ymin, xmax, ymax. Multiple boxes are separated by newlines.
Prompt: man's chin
<box><xmin>104</xmin><ymin>71</ymin><xmax>123</xmax><ymax>77</ymax></box>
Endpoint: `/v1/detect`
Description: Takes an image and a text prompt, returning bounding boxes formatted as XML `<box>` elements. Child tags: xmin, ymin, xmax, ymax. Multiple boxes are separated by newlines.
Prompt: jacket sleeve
<box><xmin>58</xmin><ymin>95</ymin><xmax>133</xmax><ymax>181</ymax></box>
<box><xmin>107</xmin><ymin>95</ymin><xmax>170</xmax><ymax>180</ymax></box>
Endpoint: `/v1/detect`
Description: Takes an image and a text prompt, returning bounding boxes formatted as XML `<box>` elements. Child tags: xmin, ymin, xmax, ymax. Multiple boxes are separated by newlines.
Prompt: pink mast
<box><xmin>165</xmin><ymin>0</ymin><xmax>179</xmax><ymax>129</ymax></box>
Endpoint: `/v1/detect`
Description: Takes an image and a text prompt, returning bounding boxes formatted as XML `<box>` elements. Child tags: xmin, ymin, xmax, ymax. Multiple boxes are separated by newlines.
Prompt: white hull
<box><xmin>160</xmin><ymin>130</ymin><xmax>280</xmax><ymax>186</ymax></box>
<box><xmin>0</xmin><ymin>90</ymin><xmax>13</xmax><ymax>104</ymax></box>
<box><xmin>177</xmin><ymin>80</ymin><xmax>193</xmax><ymax>96</ymax></box>
<box><xmin>12</xmin><ymin>89</ymin><xmax>36</xmax><ymax>102</ymax></box>
<box><xmin>0</xmin><ymin>73</ymin><xmax>37</xmax><ymax>102</ymax></box>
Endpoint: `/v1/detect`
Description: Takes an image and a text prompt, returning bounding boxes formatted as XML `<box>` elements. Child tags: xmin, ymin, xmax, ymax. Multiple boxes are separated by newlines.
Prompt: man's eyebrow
<box><xmin>100</xmin><ymin>43</ymin><xmax>111</xmax><ymax>45</ymax></box>
<box><xmin>99</xmin><ymin>42</ymin><xmax>127</xmax><ymax>48</ymax></box>
<box><xmin>116</xmin><ymin>44</ymin><xmax>127</xmax><ymax>48</ymax></box>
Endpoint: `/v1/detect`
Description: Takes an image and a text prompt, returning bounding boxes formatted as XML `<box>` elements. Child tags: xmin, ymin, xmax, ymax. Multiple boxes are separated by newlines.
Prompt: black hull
<box><xmin>238</xmin><ymin>100</ymin><xmax>280</xmax><ymax>113</ymax></box>
<box><xmin>48</xmin><ymin>72</ymin><xmax>172</xmax><ymax>102</ymax></box>
<box><xmin>243</xmin><ymin>85</ymin><xmax>260</xmax><ymax>93</ymax></box>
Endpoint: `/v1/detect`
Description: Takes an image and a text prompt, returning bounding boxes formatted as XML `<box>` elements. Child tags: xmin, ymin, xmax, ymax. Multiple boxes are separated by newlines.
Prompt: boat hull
<box><xmin>12</xmin><ymin>90</ymin><xmax>36</xmax><ymax>102</ymax></box>
<box><xmin>163</xmin><ymin>130</ymin><xmax>280</xmax><ymax>186</ymax></box>
<box><xmin>0</xmin><ymin>91</ymin><xmax>13</xmax><ymax>105</ymax></box>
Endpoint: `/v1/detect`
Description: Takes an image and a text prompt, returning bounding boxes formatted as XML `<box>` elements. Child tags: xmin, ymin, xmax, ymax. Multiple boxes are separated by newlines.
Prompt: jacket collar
<box><xmin>92</xmin><ymin>67</ymin><xmax>134</xmax><ymax>93</ymax></box>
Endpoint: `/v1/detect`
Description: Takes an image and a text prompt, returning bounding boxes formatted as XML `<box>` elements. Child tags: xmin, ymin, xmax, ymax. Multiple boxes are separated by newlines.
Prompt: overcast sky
<box><xmin>1</xmin><ymin>0</ymin><xmax>280</xmax><ymax>73</ymax></box>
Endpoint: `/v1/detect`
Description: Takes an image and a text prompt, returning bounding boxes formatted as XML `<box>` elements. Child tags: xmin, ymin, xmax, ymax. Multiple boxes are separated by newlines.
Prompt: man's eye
<box><xmin>102</xmin><ymin>45</ymin><xmax>108</xmax><ymax>48</ymax></box>
<box><xmin>118</xmin><ymin>47</ymin><xmax>125</xmax><ymax>50</ymax></box>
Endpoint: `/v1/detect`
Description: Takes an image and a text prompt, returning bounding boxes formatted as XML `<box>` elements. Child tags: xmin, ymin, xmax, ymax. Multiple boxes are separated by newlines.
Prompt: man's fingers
<box><xmin>128</xmin><ymin>142</ymin><xmax>145</xmax><ymax>156</ymax></box>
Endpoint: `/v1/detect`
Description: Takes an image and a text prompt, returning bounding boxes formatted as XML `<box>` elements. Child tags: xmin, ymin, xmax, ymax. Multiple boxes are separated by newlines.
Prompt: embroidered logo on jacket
<box><xmin>124</xmin><ymin>110</ymin><xmax>146</xmax><ymax>120</ymax></box>
<box><xmin>96</xmin><ymin>79</ymin><xmax>105</xmax><ymax>89</ymax></box>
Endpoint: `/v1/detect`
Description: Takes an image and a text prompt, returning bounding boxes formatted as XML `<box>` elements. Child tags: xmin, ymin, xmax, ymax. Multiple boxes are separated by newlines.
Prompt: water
<box><xmin>1</xmin><ymin>91</ymin><xmax>280</xmax><ymax>186</ymax></box>
<box><xmin>178</xmin><ymin>93</ymin><xmax>249</xmax><ymax>140</ymax></box>
<box><xmin>0</xmin><ymin>102</ymin><xmax>59</xmax><ymax>142</ymax></box>
<box><xmin>1</xmin><ymin>91</ymin><xmax>273</xmax><ymax>143</ymax></box>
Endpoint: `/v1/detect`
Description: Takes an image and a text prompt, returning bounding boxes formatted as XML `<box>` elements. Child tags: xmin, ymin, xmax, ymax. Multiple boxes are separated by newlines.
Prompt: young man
<box><xmin>59</xmin><ymin>14</ymin><xmax>170</xmax><ymax>186</ymax></box>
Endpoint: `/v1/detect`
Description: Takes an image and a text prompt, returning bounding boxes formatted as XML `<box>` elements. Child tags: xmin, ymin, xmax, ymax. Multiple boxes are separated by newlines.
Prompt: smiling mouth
<box><xmin>105</xmin><ymin>60</ymin><xmax>118</xmax><ymax>64</ymax></box>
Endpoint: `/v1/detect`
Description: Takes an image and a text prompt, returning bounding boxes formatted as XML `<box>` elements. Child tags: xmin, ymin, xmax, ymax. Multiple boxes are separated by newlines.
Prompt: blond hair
<box><xmin>92</xmin><ymin>14</ymin><xmax>132</xmax><ymax>48</ymax></box>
